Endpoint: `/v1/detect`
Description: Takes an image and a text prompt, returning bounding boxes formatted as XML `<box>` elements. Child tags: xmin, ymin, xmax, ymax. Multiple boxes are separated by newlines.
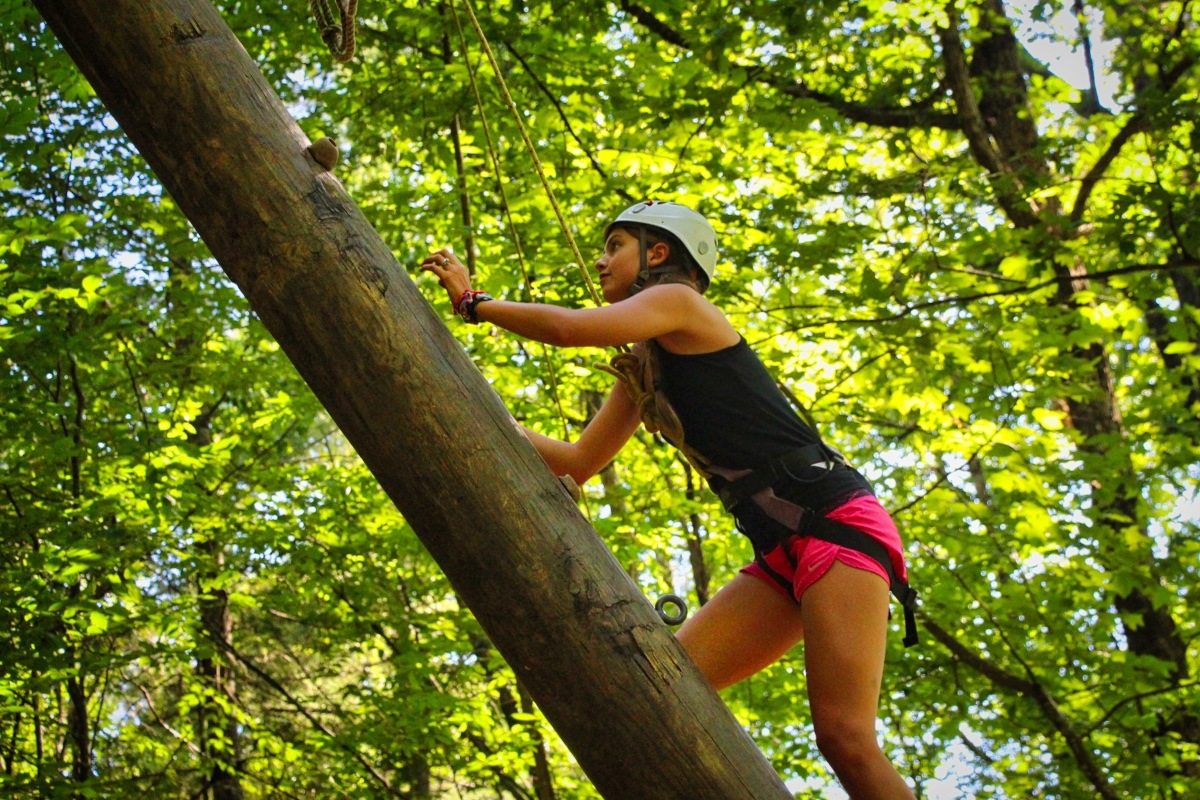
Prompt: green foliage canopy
<box><xmin>1</xmin><ymin>0</ymin><xmax>1197</xmax><ymax>797</ymax></box>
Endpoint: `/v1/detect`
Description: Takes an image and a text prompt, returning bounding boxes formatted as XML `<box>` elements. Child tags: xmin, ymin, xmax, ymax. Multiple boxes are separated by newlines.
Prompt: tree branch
<box><xmin>114</xmin><ymin>332</ymin><xmax>153</xmax><ymax>447</ymax></box>
<box><xmin>1070</xmin><ymin>24</ymin><xmax>1199</xmax><ymax>221</ymax></box>
<box><xmin>920</xmin><ymin>616</ymin><xmax>1119</xmax><ymax>799</ymax></box>
<box><xmin>758</xmin><ymin>73</ymin><xmax>959</xmax><ymax>130</ymax></box>
<box><xmin>67</xmin><ymin>353</ymin><xmax>86</xmax><ymax>500</ymax></box>
<box><xmin>1026</xmin><ymin>681</ymin><xmax>1121</xmax><ymax>800</ymax></box>
<box><xmin>462</xmin><ymin>730</ymin><xmax>537</xmax><ymax>800</ymax></box>
<box><xmin>1070</xmin><ymin>113</ymin><xmax>1148</xmax><ymax>222</ymax></box>
<box><xmin>501</xmin><ymin>41</ymin><xmax>636</xmax><ymax>203</ymax></box>
<box><xmin>132</xmin><ymin>680</ymin><xmax>202</xmax><ymax>755</ymax></box>
<box><xmin>617</xmin><ymin>0</ymin><xmax>958</xmax><ymax>131</ymax></box>
<box><xmin>1089</xmin><ymin>679</ymin><xmax>1199</xmax><ymax>734</ymax></box>
<box><xmin>1015</xmin><ymin>40</ymin><xmax>1108</xmax><ymax>117</ymax></box>
<box><xmin>957</xmin><ymin>730</ymin><xmax>996</xmax><ymax>765</ymax></box>
<box><xmin>936</xmin><ymin>7</ymin><xmax>1004</xmax><ymax>176</ymax></box>
<box><xmin>1072</xmin><ymin>0</ymin><xmax>1105</xmax><ymax>114</ymax></box>
<box><xmin>766</xmin><ymin>259</ymin><xmax>1200</xmax><ymax>330</ymax></box>
<box><xmin>920</xmin><ymin>614</ymin><xmax>1035</xmax><ymax>693</ymax></box>
<box><xmin>937</xmin><ymin>1</ymin><xmax>1042</xmax><ymax>228</ymax></box>
<box><xmin>214</xmin><ymin>639</ymin><xmax>402</xmax><ymax>797</ymax></box>
<box><xmin>3</xmin><ymin>483</ymin><xmax>24</xmax><ymax>520</ymax></box>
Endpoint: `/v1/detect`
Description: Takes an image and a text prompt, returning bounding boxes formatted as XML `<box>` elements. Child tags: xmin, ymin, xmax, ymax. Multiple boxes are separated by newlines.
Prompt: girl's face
<box><xmin>595</xmin><ymin>228</ymin><xmax>664</xmax><ymax>303</ymax></box>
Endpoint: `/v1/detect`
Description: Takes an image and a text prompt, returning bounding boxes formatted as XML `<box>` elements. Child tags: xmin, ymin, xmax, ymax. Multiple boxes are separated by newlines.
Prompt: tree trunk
<box><xmin>65</xmin><ymin>675</ymin><xmax>89</xmax><ymax>786</ymax></box>
<box><xmin>32</xmin><ymin>688</ymin><xmax>44</xmax><ymax>786</ymax></box>
<box><xmin>173</xmin><ymin>253</ymin><xmax>245</xmax><ymax>800</ymax></box>
<box><xmin>944</xmin><ymin>1</ymin><xmax>1198</xmax><ymax>783</ymax></box>
<box><xmin>28</xmin><ymin>2</ymin><xmax>793</xmax><ymax>797</ymax></box>
<box><xmin>196</xmin><ymin>541</ymin><xmax>244</xmax><ymax>800</ymax></box>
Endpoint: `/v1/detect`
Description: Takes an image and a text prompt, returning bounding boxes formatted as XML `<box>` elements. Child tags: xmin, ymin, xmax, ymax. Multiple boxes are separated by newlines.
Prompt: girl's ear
<box><xmin>646</xmin><ymin>241</ymin><xmax>671</xmax><ymax>266</ymax></box>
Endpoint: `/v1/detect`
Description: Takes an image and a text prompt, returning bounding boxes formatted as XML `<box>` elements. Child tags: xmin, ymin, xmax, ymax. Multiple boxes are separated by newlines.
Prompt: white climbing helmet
<box><xmin>605</xmin><ymin>201</ymin><xmax>719</xmax><ymax>283</ymax></box>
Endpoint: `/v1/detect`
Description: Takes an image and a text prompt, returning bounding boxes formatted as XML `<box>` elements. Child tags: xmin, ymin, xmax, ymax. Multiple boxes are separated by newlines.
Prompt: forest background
<box><xmin>1</xmin><ymin>0</ymin><xmax>1197</xmax><ymax>798</ymax></box>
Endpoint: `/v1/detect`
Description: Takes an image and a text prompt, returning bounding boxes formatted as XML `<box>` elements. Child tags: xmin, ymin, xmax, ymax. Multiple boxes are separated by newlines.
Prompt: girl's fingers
<box><xmin>420</xmin><ymin>250</ymin><xmax>459</xmax><ymax>273</ymax></box>
<box><xmin>418</xmin><ymin>250</ymin><xmax>472</xmax><ymax>298</ymax></box>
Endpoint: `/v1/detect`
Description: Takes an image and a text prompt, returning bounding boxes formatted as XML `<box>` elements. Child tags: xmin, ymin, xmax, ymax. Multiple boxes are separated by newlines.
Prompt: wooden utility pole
<box><xmin>29</xmin><ymin>2</ymin><xmax>794</xmax><ymax>797</ymax></box>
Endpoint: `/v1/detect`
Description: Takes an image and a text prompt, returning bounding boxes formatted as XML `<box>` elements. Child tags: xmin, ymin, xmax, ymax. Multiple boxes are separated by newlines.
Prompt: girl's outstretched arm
<box><xmin>473</xmin><ymin>287</ymin><xmax>699</xmax><ymax>349</ymax></box>
<box><xmin>419</xmin><ymin>249</ymin><xmax>723</xmax><ymax>349</ymax></box>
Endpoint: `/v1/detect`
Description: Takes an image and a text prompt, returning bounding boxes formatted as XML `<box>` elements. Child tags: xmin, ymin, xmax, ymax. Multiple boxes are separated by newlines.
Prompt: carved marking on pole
<box><xmin>170</xmin><ymin>20</ymin><xmax>206</xmax><ymax>43</ymax></box>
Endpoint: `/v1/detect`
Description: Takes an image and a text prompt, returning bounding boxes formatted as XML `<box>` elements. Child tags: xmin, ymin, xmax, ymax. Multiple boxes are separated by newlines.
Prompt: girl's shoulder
<box><xmin>641</xmin><ymin>286</ymin><xmax>740</xmax><ymax>355</ymax></box>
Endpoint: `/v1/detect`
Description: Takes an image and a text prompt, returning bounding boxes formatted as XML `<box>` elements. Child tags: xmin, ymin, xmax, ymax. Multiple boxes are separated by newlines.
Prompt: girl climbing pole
<box><xmin>421</xmin><ymin>201</ymin><xmax>918</xmax><ymax>800</ymax></box>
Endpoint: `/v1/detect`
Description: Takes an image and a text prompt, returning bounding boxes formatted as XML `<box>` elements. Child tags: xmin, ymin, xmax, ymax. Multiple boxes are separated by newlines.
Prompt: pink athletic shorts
<box><xmin>741</xmin><ymin>494</ymin><xmax>907</xmax><ymax>602</ymax></box>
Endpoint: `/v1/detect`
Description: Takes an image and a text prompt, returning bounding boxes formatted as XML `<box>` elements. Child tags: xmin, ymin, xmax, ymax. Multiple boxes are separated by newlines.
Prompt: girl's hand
<box><xmin>419</xmin><ymin>249</ymin><xmax>473</xmax><ymax>308</ymax></box>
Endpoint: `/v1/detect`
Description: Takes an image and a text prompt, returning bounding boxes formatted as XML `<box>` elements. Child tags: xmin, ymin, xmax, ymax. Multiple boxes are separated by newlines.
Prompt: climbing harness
<box><xmin>598</xmin><ymin>342</ymin><xmax>917</xmax><ymax>645</ymax></box>
<box><xmin>709</xmin><ymin>445</ymin><xmax>919</xmax><ymax>648</ymax></box>
<box><xmin>309</xmin><ymin>0</ymin><xmax>358</xmax><ymax>62</ymax></box>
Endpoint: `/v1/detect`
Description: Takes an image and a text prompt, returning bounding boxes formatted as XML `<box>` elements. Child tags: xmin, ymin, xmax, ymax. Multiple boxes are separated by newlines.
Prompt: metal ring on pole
<box><xmin>655</xmin><ymin>594</ymin><xmax>688</xmax><ymax>626</ymax></box>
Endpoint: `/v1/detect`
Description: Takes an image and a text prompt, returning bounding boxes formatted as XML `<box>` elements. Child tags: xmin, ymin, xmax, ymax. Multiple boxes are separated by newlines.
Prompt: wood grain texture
<box><xmin>29</xmin><ymin>2</ymin><xmax>794</xmax><ymax>797</ymax></box>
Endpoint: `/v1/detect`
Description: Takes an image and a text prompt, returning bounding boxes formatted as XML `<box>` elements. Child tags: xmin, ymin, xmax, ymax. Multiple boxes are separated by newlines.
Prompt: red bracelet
<box><xmin>453</xmin><ymin>289</ymin><xmax>475</xmax><ymax>316</ymax></box>
<box><xmin>454</xmin><ymin>289</ymin><xmax>494</xmax><ymax>323</ymax></box>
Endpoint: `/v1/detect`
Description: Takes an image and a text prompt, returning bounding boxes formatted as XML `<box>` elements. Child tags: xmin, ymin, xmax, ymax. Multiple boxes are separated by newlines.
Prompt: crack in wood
<box><xmin>629</xmin><ymin>624</ymin><xmax>684</xmax><ymax>688</ymax></box>
<box><xmin>344</xmin><ymin>243</ymin><xmax>387</xmax><ymax>298</ymax></box>
<box><xmin>304</xmin><ymin>180</ymin><xmax>349</xmax><ymax>221</ymax></box>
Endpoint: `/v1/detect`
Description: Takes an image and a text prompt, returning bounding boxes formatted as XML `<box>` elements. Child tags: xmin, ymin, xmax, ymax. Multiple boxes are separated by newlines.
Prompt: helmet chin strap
<box><xmin>628</xmin><ymin>227</ymin><xmax>680</xmax><ymax>295</ymax></box>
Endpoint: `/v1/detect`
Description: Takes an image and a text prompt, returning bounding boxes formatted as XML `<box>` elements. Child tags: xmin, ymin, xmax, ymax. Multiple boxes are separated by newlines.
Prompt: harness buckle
<box><xmin>900</xmin><ymin>587</ymin><xmax>919</xmax><ymax>648</ymax></box>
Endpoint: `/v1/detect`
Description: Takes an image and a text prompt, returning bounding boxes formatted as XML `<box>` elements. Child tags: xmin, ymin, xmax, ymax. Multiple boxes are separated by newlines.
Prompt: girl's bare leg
<box><xmin>675</xmin><ymin>572</ymin><xmax>805</xmax><ymax>691</ymax></box>
<box><xmin>676</xmin><ymin>562</ymin><xmax>914</xmax><ymax>799</ymax></box>
<box><xmin>801</xmin><ymin>561</ymin><xmax>916</xmax><ymax>800</ymax></box>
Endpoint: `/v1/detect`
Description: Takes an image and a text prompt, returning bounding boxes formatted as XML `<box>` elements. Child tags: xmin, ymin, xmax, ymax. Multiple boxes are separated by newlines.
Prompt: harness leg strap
<box><xmin>802</xmin><ymin>514</ymin><xmax>919</xmax><ymax>647</ymax></box>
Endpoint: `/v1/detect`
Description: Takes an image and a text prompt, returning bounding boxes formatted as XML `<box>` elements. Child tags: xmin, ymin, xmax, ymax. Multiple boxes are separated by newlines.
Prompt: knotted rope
<box><xmin>310</xmin><ymin>0</ymin><xmax>358</xmax><ymax>62</ymax></box>
<box><xmin>597</xmin><ymin>340</ymin><xmax>712</xmax><ymax>480</ymax></box>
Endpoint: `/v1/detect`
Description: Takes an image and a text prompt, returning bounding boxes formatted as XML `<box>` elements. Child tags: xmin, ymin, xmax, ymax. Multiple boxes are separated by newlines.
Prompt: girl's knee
<box><xmin>813</xmin><ymin>717</ymin><xmax>882</xmax><ymax>776</ymax></box>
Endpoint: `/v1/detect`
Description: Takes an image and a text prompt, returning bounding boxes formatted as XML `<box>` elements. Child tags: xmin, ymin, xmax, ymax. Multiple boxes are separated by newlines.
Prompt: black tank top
<box><xmin>655</xmin><ymin>337</ymin><xmax>873</xmax><ymax>513</ymax></box>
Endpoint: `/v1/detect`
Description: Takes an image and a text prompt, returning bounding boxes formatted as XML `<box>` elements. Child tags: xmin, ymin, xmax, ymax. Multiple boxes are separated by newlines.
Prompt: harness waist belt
<box><xmin>716</xmin><ymin>443</ymin><xmax>847</xmax><ymax>511</ymax></box>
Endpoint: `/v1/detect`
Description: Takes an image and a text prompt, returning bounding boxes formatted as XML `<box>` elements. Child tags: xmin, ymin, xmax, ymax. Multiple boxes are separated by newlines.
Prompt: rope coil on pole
<box><xmin>310</xmin><ymin>0</ymin><xmax>358</xmax><ymax>62</ymax></box>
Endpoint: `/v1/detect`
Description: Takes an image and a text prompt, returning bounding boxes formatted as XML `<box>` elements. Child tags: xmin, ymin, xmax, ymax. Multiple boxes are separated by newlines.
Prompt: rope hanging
<box><xmin>310</xmin><ymin>0</ymin><xmax>358</xmax><ymax>62</ymax></box>
<box><xmin>447</xmin><ymin>2</ymin><xmax>574</xmax><ymax>440</ymax></box>
<box><xmin>446</xmin><ymin>2</ymin><xmax>703</xmax><ymax>622</ymax></box>
<box><xmin>449</xmin><ymin>0</ymin><xmax>714</xmax><ymax>472</ymax></box>
<box><xmin>447</xmin><ymin>3</ymin><xmax>527</xmax><ymax>297</ymax></box>
<box><xmin>452</xmin><ymin>0</ymin><xmax>604</xmax><ymax>310</ymax></box>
